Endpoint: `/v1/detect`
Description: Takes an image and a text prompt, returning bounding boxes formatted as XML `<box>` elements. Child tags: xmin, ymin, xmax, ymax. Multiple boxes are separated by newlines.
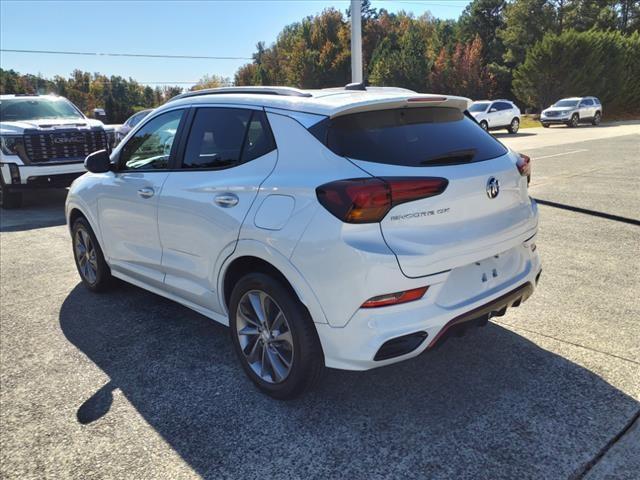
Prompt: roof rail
<box><xmin>167</xmin><ymin>86</ymin><xmax>312</xmax><ymax>102</ymax></box>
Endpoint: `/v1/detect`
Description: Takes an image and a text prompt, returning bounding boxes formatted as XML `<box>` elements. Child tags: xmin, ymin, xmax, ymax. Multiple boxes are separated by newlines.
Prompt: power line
<box><xmin>379</xmin><ymin>1</ymin><xmax>468</xmax><ymax>8</ymax></box>
<box><xmin>1</xmin><ymin>49</ymin><xmax>252</xmax><ymax>61</ymax></box>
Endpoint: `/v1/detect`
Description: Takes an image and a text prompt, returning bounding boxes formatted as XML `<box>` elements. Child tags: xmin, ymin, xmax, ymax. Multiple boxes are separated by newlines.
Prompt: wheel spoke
<box><xmin>260</xmin><ymin>343</ymin><xmax>270</xmax><ymax>379</ymax></box>
<box><xmin>248</xmin><ymin>291</ymin><xmax>267</xmax><ymax>326</ymax></box>
<box><xmin>273</xmin><ymin>330</ymin><xmax>293</xmax><ymax>348</ymax></box>
<box><xmin>266</xmin><ymin>346</ymin><xmax>288</xmax><ymax>382</ymax></box>
<box><xmin>245</xmin><ymin>336</ymin><xmax>262</xmax><ymax>364</ymax></box>
<box><xmin>270</xmin><ymin>311</ymin><xmax>285</xmax><ymax>332</ymax></box>
<box><xmin>238</xmin><ymin>325</ymin><xmax>259</xmax><ymax>337</ymax></box>
<box><xmin>271</xmin><ymin>344</ymin><xmax>292</xmax><ymax>369</ymax></box>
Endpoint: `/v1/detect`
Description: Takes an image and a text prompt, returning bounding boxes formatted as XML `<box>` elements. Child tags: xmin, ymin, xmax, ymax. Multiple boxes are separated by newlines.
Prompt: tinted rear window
<box><xmin>312</xmin><ymin>107</ymin><xmax>507</xmax><ymax>167</ymax></box>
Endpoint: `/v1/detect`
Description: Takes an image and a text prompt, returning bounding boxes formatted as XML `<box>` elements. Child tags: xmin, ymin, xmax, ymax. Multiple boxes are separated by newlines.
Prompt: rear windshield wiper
<box><xmin>420</xmin><ymin>149</ymin><xmax>477</xmax><ymax>166</ymax></box>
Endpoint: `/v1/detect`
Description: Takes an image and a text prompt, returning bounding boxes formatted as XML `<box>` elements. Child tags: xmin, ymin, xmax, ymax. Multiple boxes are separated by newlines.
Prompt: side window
<box><xmin>489</xmin><ymin>103</ymin><xmax>498</xmax><ymax>112</ymax></box>
<box><xmin>182</xmin><ymin>108</ymin><xmax>275</xmax><ymax>169</ymax></box>
<box><xmin>581</xmin><ymin>99</ymin><xmax>592</xmax><ymax>106</ymax></box>
<box><xmin>497</xmin><ymin>102</ymin><xmax>511</xmax><ymax>111</ymax></box>
<box><xmin>242</xmin><ymin>110</ymin><xmax>276</xmax><ymax>162</ymax></box>
<box><xmin>119</xmin><ymin>109</ymin><xmax>184</xmax><ymax>171</ymax></box>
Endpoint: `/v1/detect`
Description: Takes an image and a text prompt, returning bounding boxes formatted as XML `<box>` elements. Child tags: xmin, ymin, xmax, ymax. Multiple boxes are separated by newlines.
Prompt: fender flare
<box><xmin>217</xmin><ymin>239</ymin><xmax>328</xmax><ymax>324</ymax></box>
<box><xmin>66</xmin><ymin>198</ymin><xmax>105</xmax><ymax>253</ymax></box>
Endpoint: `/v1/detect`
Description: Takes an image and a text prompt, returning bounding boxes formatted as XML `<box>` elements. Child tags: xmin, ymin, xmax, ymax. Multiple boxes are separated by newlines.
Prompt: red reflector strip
<box><xmin>407</xmin><ymin>97</ymin><xmax>447</xmax><ymax>103</ymax></box>
<box><xmin>361</xmin><ymin>286</ymin><xmax>429</xmax><ymax>308</ymax></box>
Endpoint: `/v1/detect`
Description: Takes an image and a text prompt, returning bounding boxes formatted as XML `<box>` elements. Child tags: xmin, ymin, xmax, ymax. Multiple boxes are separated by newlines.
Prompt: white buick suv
<box><xmin>66</xmin><ymin>86</ymin><xmax>541</xmax><ymax>399</ymax></box>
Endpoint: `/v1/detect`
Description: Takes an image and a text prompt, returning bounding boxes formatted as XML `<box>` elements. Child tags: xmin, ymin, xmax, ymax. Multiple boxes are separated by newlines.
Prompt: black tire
<box><xmin>229</xmin><ymin>272</ymin><xmax>324</xmax><ymax>399</ymax></box>
<box><xmin>479</xmin><ymin>120</ymin><xmax>489</xmax><ymax>131</ymax></box>
<box><xmin>71</xmin><ymin>216</ymin><xmax>113</xmax><ymax>292</ymax></box>
<box><xmin>542</xmin><ymin>123</ymin><xmax>550</xmax><ymax>128</ymax></box>
<box><xmin>0</xmin><ymin>184</ymin><xmax>22</xmax><ymax>209</ymax></box>
<box><xmin>592</xmin><ymin>111</ymin><xmax>601</xmax><ymax>126</ymax></box>
<box><xmin>507</xmin><ymin>117</ymin><xmax>520</xmax><ymax>134</ymax></box>
<box><xmin>568</xmin><ymin>114</ymin><xmax>579</xmax><ymax>128</ymax></box>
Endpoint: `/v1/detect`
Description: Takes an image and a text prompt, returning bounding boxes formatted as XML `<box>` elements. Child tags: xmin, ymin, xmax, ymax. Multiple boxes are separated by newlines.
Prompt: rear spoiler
<box><xmin>329</xmin><ymin>95</ymin><xmax>472</xmax><ymax>119</ymax></box>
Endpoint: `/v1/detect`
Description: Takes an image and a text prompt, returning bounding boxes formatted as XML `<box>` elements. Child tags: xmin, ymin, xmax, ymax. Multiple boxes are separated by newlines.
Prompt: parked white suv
<box><xmin>0</xmin><ymin>94</ymin><xmax>115</xmax><ymax>208</ymax></box>
<box><xmin>469</xmin><ymin>99</ymin><xmax>521</xmax><ymax>134</ymax></box>
<box><xmin>66</xmin><ymin>86</ymin><xmax>541</xmax><ymax>399</ymax></box>
<box><xmin>540</xmin><ymin>97</ymin><xmax>602</xmax><ymax>128</ymax></box>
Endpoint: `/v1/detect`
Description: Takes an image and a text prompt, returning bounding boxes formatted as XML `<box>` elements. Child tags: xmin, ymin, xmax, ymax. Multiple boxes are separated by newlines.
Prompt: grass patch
<box><xmin>519</xmin><ymin>115</ymin><xmax>542</xmax><ymax>129</ymax></box>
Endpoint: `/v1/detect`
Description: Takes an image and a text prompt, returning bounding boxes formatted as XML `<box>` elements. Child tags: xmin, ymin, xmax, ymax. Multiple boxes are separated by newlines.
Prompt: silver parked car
<box><xmin>114</xmin><ymin>109</ymin><xmax>153</xmax><ymax>144</ymax></box>
<box><xmin>540</xmin><ymin>97</ymin><xmax>602</xmax><ymax>128</ymax></box>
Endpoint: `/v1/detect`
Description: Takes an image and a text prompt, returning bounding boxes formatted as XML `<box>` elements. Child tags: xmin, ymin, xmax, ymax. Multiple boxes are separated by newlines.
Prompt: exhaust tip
<box><xmin>374</xmin><ymin>331</ymin><xmax>428</xmax><ymax>361</ymax></box>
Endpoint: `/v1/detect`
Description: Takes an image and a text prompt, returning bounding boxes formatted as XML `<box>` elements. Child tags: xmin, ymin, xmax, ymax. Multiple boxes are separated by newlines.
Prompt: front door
<box><xmin>98</xmin><ymin>108</ymin><xmax>185</xmax><ymax>286</ymax></box>
<box><xmin>157</xmin><ymin>107</ymin><xmax>278</xmax><ymax>313</ymax></box>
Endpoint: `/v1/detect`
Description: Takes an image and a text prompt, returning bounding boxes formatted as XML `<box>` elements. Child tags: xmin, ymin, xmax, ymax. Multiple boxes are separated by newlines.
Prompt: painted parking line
<box><xmin>534</xmin><ymin>149</ymin><xmax>588</xmax><ymax>159</ymax></box>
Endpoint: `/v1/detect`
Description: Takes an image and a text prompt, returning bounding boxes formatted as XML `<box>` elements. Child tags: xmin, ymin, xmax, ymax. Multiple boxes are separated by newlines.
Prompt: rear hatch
<box><xmin>315</xmin><ymin>103</ymin><xmax>537</xmax><ymax>278</ymax></box>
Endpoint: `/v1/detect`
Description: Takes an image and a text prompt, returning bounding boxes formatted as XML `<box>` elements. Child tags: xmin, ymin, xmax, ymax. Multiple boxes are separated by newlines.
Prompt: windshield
<box><xmin>469</xmin><ymin>102</ymin><xmax>490</xmax><ymax>112</ymax></box>
<box><xmin>314</xmin><ymin>107</ymin><xmax>507</xmax><ymax>167</ymax></box>
<box><xmin>127</xmin><ymin>110</ymin><xmax>151</xmax><ymax>127</ymax></box>
<box><xmin>0</xmin><ymin>97</ymin><xmax>84</xmax><ymax>122</ymax></box>
<box><xmin>553</xmin><ymin>100</ymin><xmax>579</xmax><ymax>108</ymax></box>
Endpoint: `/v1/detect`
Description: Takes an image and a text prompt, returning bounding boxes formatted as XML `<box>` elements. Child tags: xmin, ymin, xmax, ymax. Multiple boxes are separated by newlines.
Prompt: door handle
<box><xmin>137</xmin><ymin>187</ymin><xmax>155</xmax><ymax>199</ymax></box>
<box><xmin>214</xmin><ymin>193</ymin><xmax>239</xmax><ymax>208</ymax></box>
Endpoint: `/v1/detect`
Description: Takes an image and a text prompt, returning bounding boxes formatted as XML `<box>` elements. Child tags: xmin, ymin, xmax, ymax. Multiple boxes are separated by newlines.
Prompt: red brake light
<box><xmin>316</xmin><ymin>177</ymin><xmax>448</xmax><ymax>224</ymax></box>
<box><xmin>517</xmin><ymin>153</ymin><xmax>531</xmax><ymax>183</ymax></box>
<box><xmin>362</xmin><ymin>286</ymin><xmax>429</xmax><ymax>308</ymax></box>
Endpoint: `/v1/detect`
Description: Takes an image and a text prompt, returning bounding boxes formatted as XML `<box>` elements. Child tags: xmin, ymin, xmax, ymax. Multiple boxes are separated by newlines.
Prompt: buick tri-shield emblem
<box><xmin>486</xmin><ymin>177</ymin><xmax>500</xmax><ymax>199</ymax></box>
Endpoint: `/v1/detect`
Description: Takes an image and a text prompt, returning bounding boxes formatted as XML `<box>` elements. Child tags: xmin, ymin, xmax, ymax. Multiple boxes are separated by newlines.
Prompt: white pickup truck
<box><xmin>0</xmin><ymin>94</ymin><xmax>115</xmax><ymax>208</ymax></box>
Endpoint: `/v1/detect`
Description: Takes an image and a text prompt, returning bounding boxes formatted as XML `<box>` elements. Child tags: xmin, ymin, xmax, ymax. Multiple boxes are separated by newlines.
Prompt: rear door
<box><xmin>157</xmin><ymin>106</ymin><xmax>277</xmax><ymax>312</ymax></box>
<box><xmin>487</xmin><ymin>102</ymin><xmax>500</xmax><ymax>127</ymax></box>
<box><xmin>324</xmin><ymin>107</ymin><xmax>537</xmax><ymax>278</ymax></box>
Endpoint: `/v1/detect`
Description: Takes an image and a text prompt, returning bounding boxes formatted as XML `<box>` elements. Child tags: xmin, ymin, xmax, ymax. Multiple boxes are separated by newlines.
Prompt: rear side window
<box><xmin>312</xmin><ymin>107</ymin><xmax>507</xmax><ymax>167</ymax></box>
<box><xmin>182</xmin><ymin>108</ymin><xmax>275</xmax><ymax>169</ymax></box>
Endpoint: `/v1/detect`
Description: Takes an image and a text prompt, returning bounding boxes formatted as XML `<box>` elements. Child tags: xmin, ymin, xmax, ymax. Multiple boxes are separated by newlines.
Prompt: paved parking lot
<box><xmin>1</xmin><ymin>122</ymin><xmax>639</xmax><ymax>479</ymax></box>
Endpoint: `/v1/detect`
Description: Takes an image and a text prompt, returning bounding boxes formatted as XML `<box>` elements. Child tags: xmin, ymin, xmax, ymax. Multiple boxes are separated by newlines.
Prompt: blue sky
<box><xmin>0</xmin><ymin>0</ymin><xmax>470</xmax><ymax>87</ymax></box>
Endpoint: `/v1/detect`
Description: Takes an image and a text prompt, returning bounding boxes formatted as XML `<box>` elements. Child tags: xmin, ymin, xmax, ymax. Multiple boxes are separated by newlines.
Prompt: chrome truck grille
<box><xmin>23</xmin><ymin>129</ymin><xmax>108</xmax><ymax>163</ymax></box>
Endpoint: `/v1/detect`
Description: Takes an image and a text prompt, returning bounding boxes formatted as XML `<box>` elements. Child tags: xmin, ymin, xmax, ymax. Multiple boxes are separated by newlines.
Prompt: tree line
<box><xmin>1</xmin><ymin>0</ymin><xmax>639</xmax><ymax>122</ymax></box>
<box><xmin>235</xmin><ymin>0</ymin><xmax>639</xmax><ymax>112</ymax></box>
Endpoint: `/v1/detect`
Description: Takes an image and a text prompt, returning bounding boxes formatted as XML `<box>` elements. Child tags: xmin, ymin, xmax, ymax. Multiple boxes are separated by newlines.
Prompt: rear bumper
<box><xmin>315</xmin><ymin>243</ymin><xmax>541</xmax><ymax>371</ymax></box>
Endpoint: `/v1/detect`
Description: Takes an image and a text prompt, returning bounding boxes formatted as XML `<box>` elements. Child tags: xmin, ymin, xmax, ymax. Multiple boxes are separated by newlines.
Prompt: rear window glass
<box><xmin>312</xmin><ymin>107</ymin><xmax>507</xmax><ymax>167</ymax></box>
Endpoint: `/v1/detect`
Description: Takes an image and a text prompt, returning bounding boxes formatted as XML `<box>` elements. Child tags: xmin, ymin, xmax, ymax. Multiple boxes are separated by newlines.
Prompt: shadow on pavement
<box><xmin>0</xmin><ymin>189</ymin><xmax>67</xmax><ymax>232</ymax></box>
<box><xmin>60</xmin><ymin>283</ymin><xmax>639</xmax><ymax>479</ymax></box>
<box><xmin>535</xmin><ymin>198</ymin><xmax>640</xmax><ymax>226</ymax></box>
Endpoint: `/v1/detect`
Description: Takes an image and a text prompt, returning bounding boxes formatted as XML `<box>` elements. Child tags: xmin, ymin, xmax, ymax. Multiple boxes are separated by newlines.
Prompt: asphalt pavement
<box><xmin>1</xmin><ymin>122</ymin><xmax>639</xmax><ymax>479</ymax></box>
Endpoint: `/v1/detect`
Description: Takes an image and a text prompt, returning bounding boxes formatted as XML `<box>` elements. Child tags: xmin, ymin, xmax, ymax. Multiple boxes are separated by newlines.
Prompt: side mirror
<box><xmin>489</xmin><ymin>107</ymin><xmax>497</xmax><ymax>113</ymax></box>
<box><xmin>85</xmin><ymin>150</ymin><xmax>112</xmax><ymax>173</ymax></box>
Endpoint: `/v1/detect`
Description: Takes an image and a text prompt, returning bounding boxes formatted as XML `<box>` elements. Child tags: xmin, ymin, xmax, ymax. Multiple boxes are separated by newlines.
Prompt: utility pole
<box><xmin>350</xmin><ymin>0</ymin><xmax>363</xmax><ymax>84</ymax></box>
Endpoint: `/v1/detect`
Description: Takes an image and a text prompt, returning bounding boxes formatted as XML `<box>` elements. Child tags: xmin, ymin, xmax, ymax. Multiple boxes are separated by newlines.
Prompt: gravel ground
<box><xmin>1</xmin><ymin>125</ymin><xmax>639</xmax><ymax>480</ymax></box>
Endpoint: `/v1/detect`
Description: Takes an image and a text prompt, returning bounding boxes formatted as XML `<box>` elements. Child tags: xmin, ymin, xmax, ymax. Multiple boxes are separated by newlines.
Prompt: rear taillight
<box><xmin>316</xmin><ymin>177</ymin><xmax>448</xmax><ymax>224</ymax></box>
<box><xmin>517</xmin><ymin>153</ymin><xmax>531</xmax><ymax>184</ymax></box>
<box><xmin>361</xmin><ymin>286</ymin><xmax>429</xmax><ymax>308</ymax></box>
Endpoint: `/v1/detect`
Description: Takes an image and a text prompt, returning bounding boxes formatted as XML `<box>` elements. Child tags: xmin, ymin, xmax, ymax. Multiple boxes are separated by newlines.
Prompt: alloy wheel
<box><xmin>236</xmin><ymin>290</ymin><xmax>294</xmax><ymax>384</ymax></box>
<box><xmin>510</xmin><ymin>118</ymin><xmax>519</xmax><ymax>133</ymax></box>
<box><xmin>74</xmin><ymin>227</ymin><xmax>98</xmax><ymax>284</ymax></box>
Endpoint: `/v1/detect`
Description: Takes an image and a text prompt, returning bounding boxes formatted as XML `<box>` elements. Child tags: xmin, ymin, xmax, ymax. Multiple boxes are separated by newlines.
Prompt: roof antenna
<box><xmin>345</xmin><ymin>82</ymin><xmax>366</xmax><ymax>91</ymax></box>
